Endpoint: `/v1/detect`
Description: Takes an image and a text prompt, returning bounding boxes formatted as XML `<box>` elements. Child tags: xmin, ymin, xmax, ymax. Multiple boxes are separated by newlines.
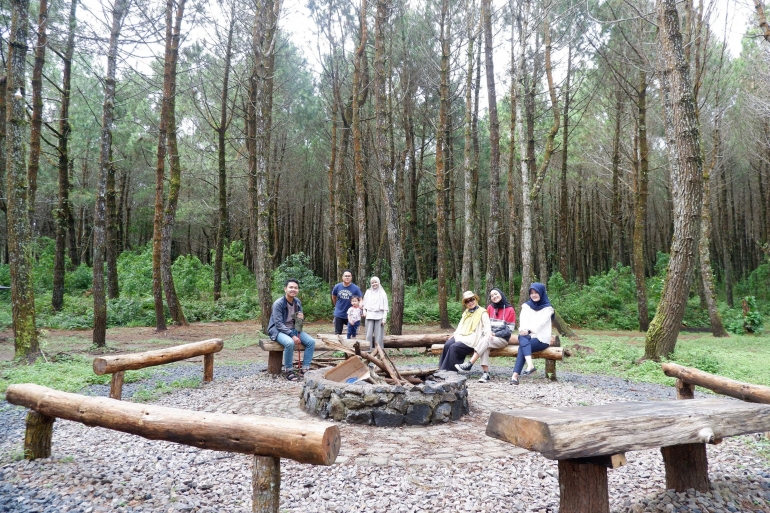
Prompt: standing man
<box><xmin>267</xmin><ymin>278</ymin><xmax>316</xmax><ymax>381</ymax></box>
<box><xmin>331</xmin><ymin>269</ymin><xmax>363</xmax><ymax>335</ymax></box>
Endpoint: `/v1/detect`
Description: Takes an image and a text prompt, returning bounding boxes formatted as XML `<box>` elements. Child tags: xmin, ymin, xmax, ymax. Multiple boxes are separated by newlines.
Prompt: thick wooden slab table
<box><xmin>486</xmin><ymin>398</ymin><xmax>770</xmax><ymax>513</ymax></box>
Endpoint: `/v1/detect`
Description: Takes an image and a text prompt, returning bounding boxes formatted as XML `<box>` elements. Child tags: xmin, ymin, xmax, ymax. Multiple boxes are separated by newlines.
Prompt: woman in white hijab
<box><xmin>362</xmin><ymin>276</ymin><xmax>389</xmax><ymax>350</ymax></box>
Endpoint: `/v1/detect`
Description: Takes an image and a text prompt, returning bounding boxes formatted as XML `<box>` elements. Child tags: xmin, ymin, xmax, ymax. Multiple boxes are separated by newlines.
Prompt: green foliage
<box><xmin>727</xmin><ymin>296</ymin><xmax>764</xmax><ymax>334</ymax></box>
<box><xmin>272</xmin><ymin>253</ymin><xmax>331</xmax><ymax>320</ymax></box>
<box><xmin>402</xmin><ymin>281</ymin><xmax>464</xmax><ymax>324</ymax></box>
<box><xmin>549</xmin><ymin>265</ymin><xmax>641</xmax><ymax>330</ymax></box>
<box><xmin>745</xmin><ymin>263</ymin><xmax>770</xmax><ymax>301</ymax></box>
<box><xmin>171</xmin><ymin>255</ymin><xmax>213</xmax><ymax>299</ymax></box>
<box><xmin>117</xmin><ymin>245</ymin><xmax>154</xmax><ymax>297</ymax></box>
<box><xmin>65</xmin><ymin>264</ymin><xmax>93</xmax><ymax>292</ymax></box>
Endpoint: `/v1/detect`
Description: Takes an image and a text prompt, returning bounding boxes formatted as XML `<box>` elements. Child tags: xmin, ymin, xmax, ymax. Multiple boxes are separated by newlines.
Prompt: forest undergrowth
<box><xmin>1</xmin><ymin>241</ymin><xmax>767</xmax><ymax>336</ymax></box>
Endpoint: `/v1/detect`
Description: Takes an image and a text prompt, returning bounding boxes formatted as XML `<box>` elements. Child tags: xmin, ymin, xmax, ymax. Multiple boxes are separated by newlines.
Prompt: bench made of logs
<box><xmin>92</xmin><ymin>339</ymin><xmax>223</xmax><ymax>400</ymax></box>
<box><xmin>429</xmin><ymin>336</ymin><xmax>563</xmax><ymax>380</ymax></box>
<box><xmin>485</xmin><ymin>398</ymin><xmax>770</xmax><ymax>513</ymax></box>
<box><xmin>6</xmin><ymin>384</ymin><xmax>341</xmax><ymax>513</ymax></box>
<box><xmin>258</xmin><ymin>333</ymin><xmax>452</xmax><ymax>375</ymax></box>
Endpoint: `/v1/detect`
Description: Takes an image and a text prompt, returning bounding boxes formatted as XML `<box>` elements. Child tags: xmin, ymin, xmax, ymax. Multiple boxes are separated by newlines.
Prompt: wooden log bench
<box><xmin>486</xmin><ymin>398</ymin><xmax>770</xmax><ymax>513</ymax></box>
<box><xmin>93</xmin><ymin>338</ymin><xmax>223</xmax><ymax>400</ymax></box>
<box><xmin>429</xmin><ymin>336</ymin><xmax>564</xmax><ymax>380</ymax></box>
<box><xmin>6</xmin><ymin>383</ymin><xmax>341</xmax><ymax>513</ymax></box>
<box><xmin>258</xmin><ymin>333</ymin><xmax>452</xmax><ymax>375</ymax></box>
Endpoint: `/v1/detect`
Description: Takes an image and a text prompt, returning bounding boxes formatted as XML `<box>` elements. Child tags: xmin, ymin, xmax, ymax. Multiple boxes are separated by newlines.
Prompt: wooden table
<box><xmin>486</xmin><ymin>398</ymin><xmax>770</xmax><ymax>513</ymax></box>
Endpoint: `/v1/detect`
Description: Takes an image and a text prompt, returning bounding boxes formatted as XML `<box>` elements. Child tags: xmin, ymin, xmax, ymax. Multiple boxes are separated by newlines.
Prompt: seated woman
<box><xmin>455</xmin><ymin>287</ymin><xmax>516</xmax><ymax>383</ymax></box>
<box><xmin>511</xmin><ymin>282</ymin><xmax>553</xmax><ymax>385</ymax></box>
<box><xmin>438</xmin><ymin>291</ymin><xmax>491</xmax><ymax>372</ymax></box>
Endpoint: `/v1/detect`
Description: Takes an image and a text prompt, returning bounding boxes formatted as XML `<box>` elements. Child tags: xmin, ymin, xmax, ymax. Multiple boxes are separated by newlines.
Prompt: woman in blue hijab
<box><xmin>511</xmin><ymin>282</ymin><xmax>554</xmax><ymax>385</ymax></box>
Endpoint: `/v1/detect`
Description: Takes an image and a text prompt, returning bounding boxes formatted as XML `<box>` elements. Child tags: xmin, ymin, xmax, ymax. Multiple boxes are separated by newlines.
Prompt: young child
<box><xmin>347</xmin><ymin>296</ymin><xmax>362</xmax><ymax>339</ymax></box>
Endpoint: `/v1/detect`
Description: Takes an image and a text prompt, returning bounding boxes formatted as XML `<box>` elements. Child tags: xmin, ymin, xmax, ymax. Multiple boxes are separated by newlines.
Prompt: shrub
<box><xmin>65</xmin><ymin>264</ymin><xmax>93</xmax><ymax>292</ymax></box>
<box><xmin>171</xmin><ymin>255</ymin><xmax>213</xmax><ymax>299</ymax></box>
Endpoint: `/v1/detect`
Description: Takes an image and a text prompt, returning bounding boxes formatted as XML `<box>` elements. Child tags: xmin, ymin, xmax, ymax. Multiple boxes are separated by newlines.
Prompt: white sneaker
<box><xmin>478</xmin><ymin>372</ymin><xmax>490</xmax><ymax>383</ymax></box>
<box><xmin>455</xmin><ymin>362</ymin><xmax>473</xmax><ymax>373</ymax></box>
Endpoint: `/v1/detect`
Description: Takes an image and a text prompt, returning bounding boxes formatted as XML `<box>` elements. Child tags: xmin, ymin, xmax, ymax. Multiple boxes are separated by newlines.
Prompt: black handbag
<box><xmin>491</xmin><ymin>321</ymin><xmax>512</xmax><ymax>341</ymax></box>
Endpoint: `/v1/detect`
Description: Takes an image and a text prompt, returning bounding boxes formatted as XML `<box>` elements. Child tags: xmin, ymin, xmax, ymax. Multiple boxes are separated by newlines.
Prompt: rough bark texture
<box><xmin>0</xmin><ymin>76</ymin><xmax>6</xmax><ymax>215</ymax></box>
<box><xmin>93</xmin><ymin>0</ymin><xmax>124</xmax><ymax>347</ymax></box>
<box><xmin>557</xmin><ymin>459</ymin><xmax>610</xmax><ymax>513</ymax></box>
<box><xmin>633</xmin><ymin>71</ymin><xmax>650</xmax><ymax>332</ymax></box>
<box><xmin>27</xmin><ymin>0</ymin><xmax>47</xmax><ymax>224</ymax></box>
<box><xmin>6</xmin><ymin>0</ymin><xmax>39</xmax><ymax>362</ymax></box>
<box><xmin>461</xmin><ymin>6</ymin><xmax>478</xmax><ymax>294</ymax></box>
<box><xmin>644</xmin><ymin>0</ymin><xmax>704</xmax><ymax>359</ymax></box>
<box><xmin>109</xmin><ymin>370</ymin><xmax>124</xmax><ymax>400</ymax></box>
<box><xmin>435</xmin><ymin>0</ymin><xmax>451</xmax><ymax>329</ymax></box>
<box><xmin>661</xmin><ymin>443</ymin><xmax>710</xmax><ymax>492</ymax></box>
<box><xmin>352</xmin><ymin>1</ymin><xmax>368</xmax><ymax>286</ymax></box>
<box><xmin>252</xmin><ymin>455</ymin><xmax>280</xmax><ymax>513</ymax></box>
<box><xmin>160</xmin><ymin>0</ymin><xmax>188</xmax><ymax>326</ymax></box>
<box><xmin>557</xmin><ymin>43</ymin><xmax>571</xmax><ymax>281</ymax></box>
<box><xmin>374</xmin><ymin>0</ymin><xmax>405</xmax><ymax>334</ymax></box>
<box><xmin>212</xmin><ymin>3</ymin><xmax>235</xmax><ymax>302</ymax></box>
<box><xmin>248</xmin><ymin>0</ymin><xmax>279</xmax><ymax>332</ymax></box>
<box><xmin>24</xmin><ymin>411</ymin><xmax>54</xmax><ymax>460</ymax></box>
<box><xmin>52</xmin><ymin>0</ymin><xmax>78</xmax><ymax>312</ymax></box>
<box><xmin>755</xmin><ymin>0</ymin><xmax>770</xmax><ymax>43</ymax></box>
<box><xmin>516</xmin><ymin>0</ymin><xmax>532</xmax><ymax>305</ymax></box>
<box><xmin>482</xmin><ymin>0</ymin><xmax>500</xmax><ymax>296</ymax></box>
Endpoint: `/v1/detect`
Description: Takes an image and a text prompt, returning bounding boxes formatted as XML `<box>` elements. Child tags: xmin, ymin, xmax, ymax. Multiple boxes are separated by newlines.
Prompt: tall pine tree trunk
<box><xmin>461</xmin><ymin>3</ymin><xmax>478</xmax><ymax>293</ymax></box>
<box><xmin>160</xmin><ymin>0</ymin><xmax>188</xmax><ymax>326</ymax></box>
<box><xmin>482</xmin><ymin>0</ymin><xmax>500</xmax><ymax>296</ymax></box>
<box><xmin>633</xmin><ymin>70</ymin><xmax>650</xmax><ymax>332</ymax></box>
<box><xmin>435</xmin><ymin>0</ymin><xmax>451</xmax><ymax>328</ymax></box>
<box><xmin>53</xmin><ymin>0</ymin><xmax>77</xmax><ymax>312</ymax></box>
<box><xmin>374</xmin><ymin>0</ymin><xmax>405</xmax><ymax>333</ymax></box>
<box><xmin>27</xmin><ymin>0</ymin><xmax>47</xmax><ymax>229</ymax></box>
<box><xmin>94</xmin><ymin>0</ymin><xmax>125</xmax><ymax>346</ymax></box>
<box><xmin>352</xmin><ymin>0</ymin><xmax>368</xmax><ymax>285</ymax></box>
<box><xmin>214</xmin><ymin>2</ymin><xmax>236</xmax><ymax>302</ymax></box>
<box><xmin>643</xmin><ymin>0</ymin><xmax>704</xmax><ymax>360</ymax></box>
<box><xmin>6</xmin><ymin>0</ymin><xmax>39</xmax><ymax>362</ymax></box>
<box><xmin>248</xmin><ymin>0</ymin><xmax>279</xmax><ymax>332</ymax></box>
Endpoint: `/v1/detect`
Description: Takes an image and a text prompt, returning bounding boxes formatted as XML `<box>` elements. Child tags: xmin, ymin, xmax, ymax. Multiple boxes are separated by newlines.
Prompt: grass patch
<box><xmin>225</xmin><ymin>334</ymin><xmax>263</xmax><ymax>350</ymax></box>
<box><xmin>561</xmin><ymin>332</ymin><xmax>770</xmax><ymax>387</ymax></box>
<box><xmin>0</xmin><ymin>350</ymin><xmax>150</xmax><ymax>399</ymax></box>
<box><xmin>132</xmin><ymin>377</ymin><xmax>201</xmax><ymax>402</ymax></box>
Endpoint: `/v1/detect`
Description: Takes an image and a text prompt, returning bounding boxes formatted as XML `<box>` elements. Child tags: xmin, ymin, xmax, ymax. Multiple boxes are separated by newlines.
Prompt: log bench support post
<box><xmin>253</xmin><ymin>455</ymin><xmax>281</xmax><ymax>513</ymax></box>
<box><xmin>203</xmin><ymin>354</ymin><xmax>214</xmax><ymax>382</ymax></box>
<box><xmin>24</xmin><ymin>411</ymin><xmax>55</xmax><ymax>460</ymax></box>
<box><xmin>267</xmin><ymin>351</ymin><xmax>283</xmax><ymax>375</ymax></box>
<box><xmin>110</xmin><ymin>371</ymin><xmax>125</xmax><ymax>400</ymax></box>
<box><xmin>661</xmin><ymin>443</ymin><xmax>710</xmax><ymax>492</ymax></box>
<box><xmin>545</xmin><ymin>336</ymin><xmax>561</xmax><ymax>381</ymax></box>
<box><xmin>557</xmin><ymin>452</ymin><xmax>625</xmax><ymax>513</ymax></box>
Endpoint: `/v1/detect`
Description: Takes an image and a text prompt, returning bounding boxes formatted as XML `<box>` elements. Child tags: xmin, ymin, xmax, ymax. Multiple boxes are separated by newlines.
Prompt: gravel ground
<box><xmin>1</xmin><ymin>363</ymin><xmax>769</xmax><ymax>513</ymax></box>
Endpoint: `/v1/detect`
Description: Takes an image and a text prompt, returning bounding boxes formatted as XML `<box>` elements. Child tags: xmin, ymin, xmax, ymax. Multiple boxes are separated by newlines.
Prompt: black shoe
<box><xmin>521</xmin><ymin>366</ymin><xmax>537</xmax><ymax>376</ymax></box>
<box><xmin>510</xmin><ymin>374</ymin><xmax>519</xmax><ymax>385</ymax></box>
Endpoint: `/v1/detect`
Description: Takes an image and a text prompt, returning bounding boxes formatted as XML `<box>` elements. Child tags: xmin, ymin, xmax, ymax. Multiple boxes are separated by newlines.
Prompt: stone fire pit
<box><xmin>300</xmin><ymin>368</ymin><xmax>469</xmax><ymax>427</ymax></box>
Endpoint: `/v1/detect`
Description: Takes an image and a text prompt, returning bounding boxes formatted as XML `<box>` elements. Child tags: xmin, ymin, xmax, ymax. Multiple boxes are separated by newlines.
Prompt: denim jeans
<box><xmin>275</xmin><ymin>330</ymin><xmax>316</xmax><ymax>370</ymax></box>
<box><xmin>513</xmin><ymin>335</ymin><xmax>550</xmax><ymax>374</ymax></box>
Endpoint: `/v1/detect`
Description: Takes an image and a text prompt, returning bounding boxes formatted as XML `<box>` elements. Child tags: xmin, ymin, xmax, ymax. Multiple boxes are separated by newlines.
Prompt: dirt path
<box><xmin>0</xmin><ymin>321</ymin><xmax>453</xmax><ymax>363</ymax></box>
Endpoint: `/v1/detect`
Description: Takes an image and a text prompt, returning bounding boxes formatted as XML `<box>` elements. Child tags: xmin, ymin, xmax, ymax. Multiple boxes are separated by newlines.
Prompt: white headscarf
<box><xmin>363</xmin><ymin>276</ymin><xmax>389</xmax><ymax>313</ymax></box>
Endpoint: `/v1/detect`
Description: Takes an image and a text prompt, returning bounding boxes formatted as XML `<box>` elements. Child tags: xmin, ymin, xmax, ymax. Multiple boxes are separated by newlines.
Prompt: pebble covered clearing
<box><xmin>1</xmin><ymin>364</ymin><xmax>769</xmax><ymax>513</ymax></box>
